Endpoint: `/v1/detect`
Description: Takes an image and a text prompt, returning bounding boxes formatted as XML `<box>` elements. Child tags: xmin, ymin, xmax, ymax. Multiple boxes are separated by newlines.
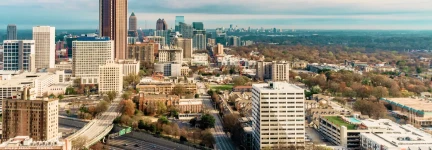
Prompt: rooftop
<box><xmin>0</xmin><ymin>72</ymin><xmax>55</xmax><ymax>87</ymax></box>
<box><xmin>324</xmin><ymin>116</ymin><xmax>356</xmax><ymax>130</ymax></box>
<box><xmin>361</xmin><ymin>124</ymin><xmax>432</xmax><ymax>148</ymax></box>
<box><xmin>381</xmin><ymin>97</ymin><xmax>432</xmax><ymax>113</ymax></box>
<box><xmin>252</xmin><ymin>82</ymin><xmax>303</xmax><ymax>92</ymax></box>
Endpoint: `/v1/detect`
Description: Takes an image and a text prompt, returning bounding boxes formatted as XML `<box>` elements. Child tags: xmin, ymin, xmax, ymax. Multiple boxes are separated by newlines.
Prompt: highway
<box><xmin>66</xmin><ymin>95</ymin><xmax>122</xmax><ymax>148</ymax></box>
<box><xmin>106</xmin><ymin>136</ymin><xmax>174</xmax><ymax>150</ymax></box>
<box><xmin>197</xmin><ymin>82</ymin><xmax>237</xmax><ymax>150</ymax></box>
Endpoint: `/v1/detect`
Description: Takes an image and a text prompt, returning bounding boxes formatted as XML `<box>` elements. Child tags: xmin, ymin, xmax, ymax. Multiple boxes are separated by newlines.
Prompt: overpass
<box><xmin>65</xmin><ymin>96</ymin><xmax>122</xmax><ymax>149</ymax></box>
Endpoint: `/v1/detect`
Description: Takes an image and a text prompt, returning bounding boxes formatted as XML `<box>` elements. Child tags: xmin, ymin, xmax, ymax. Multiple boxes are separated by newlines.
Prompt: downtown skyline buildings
<box><xmin>99</xmin><ymin>0</ymin><xmax>128</xmax><ymax>60</ymax></box>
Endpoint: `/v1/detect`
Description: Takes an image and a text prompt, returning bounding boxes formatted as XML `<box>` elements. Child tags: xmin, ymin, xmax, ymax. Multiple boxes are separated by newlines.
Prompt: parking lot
<box><xmin>305</xmin><ymin>127</ymin><xmax>333</xmax><ymax>146</ymax></box>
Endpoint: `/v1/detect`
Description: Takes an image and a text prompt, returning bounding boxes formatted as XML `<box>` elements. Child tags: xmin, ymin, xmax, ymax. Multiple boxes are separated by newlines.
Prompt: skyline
<box><xmin>0</xmin><ymin>0</ymin><xmax>432</xmax><ymax>30</ymax></box>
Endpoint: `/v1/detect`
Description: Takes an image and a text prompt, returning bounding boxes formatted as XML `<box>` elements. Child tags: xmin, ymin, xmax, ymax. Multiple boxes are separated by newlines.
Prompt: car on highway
<box><xmin>123</xmin><ymin>144</ymin><xmax>128</xmax><ymax>146</ymax></box>
<box><xmin>134</xmin><ymin>144</ymin><xmax>139</xmax><ymax>147</ymax></box>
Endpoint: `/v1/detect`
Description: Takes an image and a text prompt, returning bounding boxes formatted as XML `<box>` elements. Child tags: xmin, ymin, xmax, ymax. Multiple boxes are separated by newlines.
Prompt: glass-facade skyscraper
<box><xmin>175</xmin><ymin>16</ymin><xmax>185</xmax><ymax>31</ymax></box>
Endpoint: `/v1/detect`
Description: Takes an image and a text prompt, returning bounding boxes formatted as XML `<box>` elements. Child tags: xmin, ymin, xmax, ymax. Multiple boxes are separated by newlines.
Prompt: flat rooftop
<box><xmin>382</xmin><ymin>98</ymin><xmax>432</xmax><ymax>112</ymax></box>
<box><xmin>252</xmin><ymin>82</ymin><xmax>303</xmax><ymax>92</ymax></box>
<box><xmin>323</xmin><ymin>116</ymin><xmax>356</xmax><ymax>130</ymax></box>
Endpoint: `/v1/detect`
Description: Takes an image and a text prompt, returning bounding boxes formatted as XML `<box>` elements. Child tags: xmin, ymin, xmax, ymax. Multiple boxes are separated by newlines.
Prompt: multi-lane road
<box><xmin>66</xmin><ymin>95</ymin><xmax>122</xmax><ymax>148</ymax></box>
<box><xmin>197</xmin><ymin>82</ymin><xmax>237</xmax><ymax>150</ymax></box>
<box><xmin>107</xmin><ymin>136</ymin><xmax>174</xmax><ymax>150</ymax></box>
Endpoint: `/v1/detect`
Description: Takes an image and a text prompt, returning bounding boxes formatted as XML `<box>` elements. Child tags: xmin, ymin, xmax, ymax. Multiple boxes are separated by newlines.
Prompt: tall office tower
<box><xmin>158</xmin><ymin>46</ymin><xmax>183</xmax><ymax>63</ymax></box>
<box><xmin>173</xmin><ymin>37</ymin><xmax>192</xmax><ymax>59</ymax></box>
<box><xmin>2</xmin><ymin>40</ymin><xmax>35</xmax><ymax>71</ymax></box>
<box><xmin>252</xmin><ymin>82</ymin><xmax>305</xmax><ymax>150</ymax></box>
<box><xmin>228</xmin><ymin>36</ymin><xmax>241</xmax><ymax>47</ymax></box>
<box><xmin>192</xmin><ymin>22</ymin><xmax>204</xmax><ymax>30</ymax></box>
<box><xmin>33</xmin><ymin>26</ymin><xmax>55</xmax><ymax>69</ymax></box>
<box><xmin>175</xmin><ymin>16</ymin><xmax>185</xmax><ymax>31</ymax></box>
<box><xmin>127</xmin><ymin>42</ymin><xmax>156</xmax><ymax>64</ymax></box>
<box><xmin>128</xmin><ymin>12</ymin><xmax>138</xmax><ymax>37</ymax></box>
<box><xmin>193</xmin><ymin>30</ymin><xmax>206</xmax><ymax>50</ymax></box>
<box><xmin>72</xmin><ymin>37</ymin><xmax>114</xmax><ymax>84</ymax></box>
<box><xmin>7</xmin><ymin>24</ymin><xmax>17</xmax><ymax>40</ymax></box>
<box><xmin>154</xmin><ymin>29</ymin><xmax>171</xmax><ymax>46</ymax></box>
<box><xmin>99</xmin><ymin>0</ymin><xmax>128</xmax><ymax>60</ymax></box>
<box><xmin>179</xmin><ymin>22</ymin><xmax>193</xmax><ymax>39</ymax></box>
<box><xmin>156</xmin><ymin>18</ymin><xmax>168</xmax><ymax>30</ymax></box>
<box><xmin>2</xmin><ymin>88</ymin><xmax>59</xmax><ymax>141</ymax></box>
<box><xmin>99</xmin><ymin>60</ymin><xmax>123</xmax><ymax>93</ymax></box>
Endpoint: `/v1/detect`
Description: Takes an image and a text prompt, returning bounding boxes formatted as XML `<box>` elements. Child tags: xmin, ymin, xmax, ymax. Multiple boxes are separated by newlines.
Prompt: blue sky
<box><xmin>1</xmin><ymin>0</ymin><xmax>432</xmax><ymax>30</ymax></box>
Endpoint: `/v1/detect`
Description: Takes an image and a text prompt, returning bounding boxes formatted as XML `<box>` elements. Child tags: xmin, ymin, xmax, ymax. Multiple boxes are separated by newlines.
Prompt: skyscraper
<box><xmin>175</xmin><ymin>16</ymin><xmax>185</xmax><ymax>31</ymax></box>
<box><xmin>179</xmin><ymin>22</ymin><xmax>193</xmax><ymax>39</ymax></box>
<box><xmin>2</xmin><ymin>40</ymin><xmax>35</xmax><ymax>71</ymax></box>
<box><xmin>156</xmin><ymin>18</ymin><xmax>168</xmax><ymax>30</ymax></box>
<box><xmin>193</xmin><ymin>30</ymin><xmax>206</xmax><ymax>50</ymax></box>
<box><xmin>173</xmin><ymin>37</ymin><xmax>192</xmax><ymax>59</ymax></box>
<box><xmin>128</xmin><ymin>12</ymin><xmax>138</xmax><ymax>37</ymax></box>
<box><xmin>33</xmin><ymin>26</ymin><xmax>55</xmax><ymax>69</ymax></box>
<box><xmin>99</xmin><ymin>0</ymin><xmax>128</xmax><ymax>60</ymax></box>
<box><xmin>252</xmin><ymin>82</ymin><xmax>305</xmax><ymax>149</ymax></box>
<box><xmin>7</xmin><ymin>24</ymin><xmax>17</xmax><ymax>40</ymax></box>
<box><xmin>192</xmin><ymin>22</ymin><xmax>204</xmax><ymax>30</ymax></box>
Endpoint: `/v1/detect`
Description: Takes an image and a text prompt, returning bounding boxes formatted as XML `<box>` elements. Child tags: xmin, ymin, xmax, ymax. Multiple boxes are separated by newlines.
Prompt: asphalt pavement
<box><xmin>197</xmin><ymin>82</ymin><xmax>237</xmax><ymax>150</ymax></box>
<box><xmin>106</xmin><ymin>136</ymin><xmax>174</xmax><ymax>150</ymax></box>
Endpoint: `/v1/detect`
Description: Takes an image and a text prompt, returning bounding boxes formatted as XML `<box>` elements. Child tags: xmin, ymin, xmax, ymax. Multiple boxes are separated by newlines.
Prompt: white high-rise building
<box><xmin>99</xmin><ymin>60</ymin><xmax>123</xmax><ymax>93</ymax></box>
<box><xmin>33</xmin><ymin>26</ymin><xmax>55</xmax><ymax>69</ymax></box>
<box><xmin>2</xmin><ymin>40</ymin><xmax>35</xmax><ymax>72</ymax></box>
<box><xmin>72</xmin><ymin>37</ymin><xmax>114</xmax><ymax>84</ymax></box>
<box><xmin>252</xmin><ymin>82</ymin><xmax>305</xmax><ymax>150</ymax></box>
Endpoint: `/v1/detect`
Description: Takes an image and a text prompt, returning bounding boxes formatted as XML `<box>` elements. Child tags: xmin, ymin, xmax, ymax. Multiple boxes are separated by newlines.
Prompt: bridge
<box><xmin>65</xmin><ymin>96</ymin><xmax>122</xmax><ymax>149</ymax></box>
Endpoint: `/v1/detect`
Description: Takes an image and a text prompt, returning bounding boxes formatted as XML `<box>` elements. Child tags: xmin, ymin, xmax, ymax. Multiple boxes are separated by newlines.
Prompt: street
<box><xmin>106</xmin><ymin>136</ymin><xmax>174</xmax><ymax>150</ymax></box>
<box><xmin>197</xmin><ymin>82</ymin><xmax>237</xmax><ymax>150</ymax></box>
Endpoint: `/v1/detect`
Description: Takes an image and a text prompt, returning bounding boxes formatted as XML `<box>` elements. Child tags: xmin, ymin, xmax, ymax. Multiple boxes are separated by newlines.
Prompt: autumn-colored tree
<box><xmin>72</xmin><ymin>136</ymin><xmax>87</xmax><ymax>150</ymax></box>
<box><xmin>200</xmin><ymin>129</ymin><xmax>215</xmax><ymax>147</ymax></box>
<box><xmin>122</xmin><ymin>100</ymin><xmax>136</xmax><ymax>117</ymax></box>
<box><xmin>223</xmin><ymin>114</ymin><xmax>240</xmax><ymax>132</ymax></box>
<box><xmin>172</xmin><ymin>85</ymin><xmax>186</xmax><ymax>96</ymax></box>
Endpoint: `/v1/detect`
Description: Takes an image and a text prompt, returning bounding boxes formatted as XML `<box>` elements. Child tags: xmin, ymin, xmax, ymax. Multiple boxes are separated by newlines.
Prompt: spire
<box><xmin>131</xmin><ymin>12</ymin><xmax>135</xmax><ymax>16</ymax></box>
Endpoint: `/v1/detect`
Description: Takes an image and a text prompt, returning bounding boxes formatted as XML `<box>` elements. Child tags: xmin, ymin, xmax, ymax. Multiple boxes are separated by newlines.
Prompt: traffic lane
<box><xmin>203</xmin><ymin>98</ymin><xmax>236</xmax><ymax>150</ymax></box>
<box><xmin>107</xmin><ymin>136</ymin><xmax>172</xmax><ymax>150</ymax></box>
<box><xmin>122</xmin><ymin>131</ymin><xmax>199</xmax><ymax>150</ymax></box>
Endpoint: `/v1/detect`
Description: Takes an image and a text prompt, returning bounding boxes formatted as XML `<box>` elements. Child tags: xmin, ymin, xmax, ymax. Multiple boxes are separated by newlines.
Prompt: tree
<box><xmin>158</xmin><ymin>116</ymin><xmax>169</xmax><ymax>124</ymax></box>
<box><xmin>223</xmin><ymin>114</ymin><xmax>240</xmax><ymax>131</ymax></box>
<box><xmin>49</xmin><ymin>93</ymin><xmax>56</xmax><ymax>99</ymax></box>
<box><xmin>95</xmin><ymin>100</ymin><xmax>109</xmax><ymax>115</ymax></box>
<box><xmin>106</xmin><ymin>91</ymin><xmax>117</xmax><ymax>102</ymax></box>
<box><xmin>121</xmin><ymin>91</ymin><xmax>131</xmax><ymax>100</ymax></box>
<box><xmin>156</xmin><ymin>101</ymin><xmax>167</xmax><ymax>114</ymax></box>
<box><xmin>138</xmin><ymin>120</ymin><xmax>146</xmax><ymax>129</ymax></box>
<box><xmin>200</xmin><ymin>129</ymin><xmax>215</xmax><ymax>147</ymax></box>
<box><xmin>172</xmin><ymin>123</ymin><xmax>180</xmax><ymax>138</ymax></box>
<box><xmin>372</xmin><ymin>86</ymin><xmax>389</xmax><ymax>100</ymax></box>
<box><xmin>72</xmin><ymin>136</ymin><xmax>87</xmax><ymax>150</ymax></box>
<box><xmin>233</xmin><ymin>76</ymin><xmax>250</xmax><ymax>86</ymax></box>
<box><xmin>123</xmin><ymin>74</ymin><xmax>140</xmax><ymax>89</ymax></box>
<box><xmin>57</xmin><ymin>94</ymin><xmax>64</xmax><ymax>100</ymax></box>
<box><xmin>200</xmin><ymin>114</ymin><xmax>216</xmax><ymax>129</ymax></box>
<box><xmin>122</xmin><ymin>100</ymin><xmax>136</xmax><ymax>117</ymax></box>
<box><xmin>90</xmin><ymin>142</ymin><xmax>105</xmax><ymax>150</ymax></box>
<box><xmin>172</xmin><ymin>85</ymin><xmax>186</xmax><ymax>96</ymax></box>
<box><xmin>195</xmin><ymin>94</ymin><xmax>200</xmax><ymax>98</ymax></box>
<box><xmin>180</xmin><ymin>136</ymin><xmax>188</xmax><ymax>142</ymax></box>
<box><xmin>353</xmin><ymin>100</ymin><xmax>387</xmax><ymax>119</ymax></box>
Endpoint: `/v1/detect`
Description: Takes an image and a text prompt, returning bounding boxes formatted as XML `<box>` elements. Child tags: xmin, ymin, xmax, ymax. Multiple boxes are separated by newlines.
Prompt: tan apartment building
<box><xmin>127</xmin><ymin>42</ymin><xmax>156</xmax><ymax>64</ymax></box>
<box><xmin>138</xmin><ymin>93</ymin><xmax>180</xmax><ymax>111</ymax></box>
<box><xmin>213</xmin><ymin>43</ymin><xmax>224</xmax><ymax>56</ymax></box>
<box><xmin>173</xmin><ymin>38</ymin><xmax>192</xmax><ymax>59</ymax></box>
<box><xmin>177</xmin><ymin>99</ymin><xmax>203</xmax><ymax>113</ymax></box>
<box><xmin>33</xmin><ymin>26</ymin><xmax>55</xmax><ymax>69</ymax></box>
<box><xmin>136</xmin><ymin>83</ymin><xmax>197</xmax><ymax>95</ymax></box>
<box><xmin>99</xmin><ymin>60</ymin><xmax>123</xmax><ymax>93</ymax></box>
<box><xmin>2</xmin><ymin>89</ymin><xmax>59</xmax><ymax>141</ymax></box>
<box><xmin>256</xmin><ymin>61</ymin><xmax>290</xmax><ymax>81</ymax></box>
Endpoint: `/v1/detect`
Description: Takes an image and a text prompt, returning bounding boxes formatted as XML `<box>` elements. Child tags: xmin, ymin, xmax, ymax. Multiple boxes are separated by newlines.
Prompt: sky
<box><xmin>1</xmin><ymin>0</ymin><xmax>432</xmax><ymax>30</ymax></box>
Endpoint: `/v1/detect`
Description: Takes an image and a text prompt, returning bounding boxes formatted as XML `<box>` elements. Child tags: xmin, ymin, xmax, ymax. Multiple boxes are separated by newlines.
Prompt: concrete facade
<box><xmin>33</xmin><ymin>26</ymin><xmax>55</xmax><ymax>69</ymax></box>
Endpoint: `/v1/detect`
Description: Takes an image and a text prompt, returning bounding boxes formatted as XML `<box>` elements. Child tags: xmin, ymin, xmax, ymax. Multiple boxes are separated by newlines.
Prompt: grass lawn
<box><xmin>324</xmin><ymin>116</ymin><xmax>356</xmax><ymax>130</ymax></box>
<box><xmin>210</xmin><ymin>84</ymin><xmax>234</xmax><ymax>91</ymax></box>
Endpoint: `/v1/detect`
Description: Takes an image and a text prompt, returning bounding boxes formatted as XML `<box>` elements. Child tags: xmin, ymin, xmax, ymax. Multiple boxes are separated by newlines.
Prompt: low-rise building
<box><xmin>191</xmin><ymin>53</ymin><xmax>209</xmax><ymax>66</ymax></box>
<box><xmin>291</xmin><ymin>60</ymin><xmax>308</xmax><ymax>69</ymax></box>
<box><xmin>136</xmin><ymin>82</ymin><xmax>197</xmax><ymax>95</ymax></box>
<box><xmin>154</xmin><ymin>62</ymin><xmax>182</xmax><ymax>77</ymax></box>
<box><xmin>360</xmin><ymin>124</ymin><xmax>432</xmax><ymax>150</ymax></box>
<box><xmin>158</xmin><ymin>46</ymin><xmax>183</xmax><ymax>63</ymax></box>
<box><xmin>46</xmin><ymin>84</ymin><xmax>69</xmax><ymax>96</ymax></box>
<box><xmin>138</xmin><ymin>93</ymin><xmax>180</xmax><ymax>111</ymax></box>
<box><xmin>0</xmin><ymin>72</ymin><xmax>57</xmax><ymax>98</ymax></box>
<box><xmin>0</xmin><ymin>136</ymin><xmax>68</xmax><ymax>150</ymax></box>
<box><xmin>381</xmin><ymin>97</ymin><xmax>432</xmax><ymax>127</ymax></box>
<box><xmin>177</xmin><ymin>99</ymin><xmax>203</xmax><ymax>113</ymax></box>
<box><xmin>55</xmin><ymin>61</ymin><xmax>72</xmax><ymax>71</ymax></box>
